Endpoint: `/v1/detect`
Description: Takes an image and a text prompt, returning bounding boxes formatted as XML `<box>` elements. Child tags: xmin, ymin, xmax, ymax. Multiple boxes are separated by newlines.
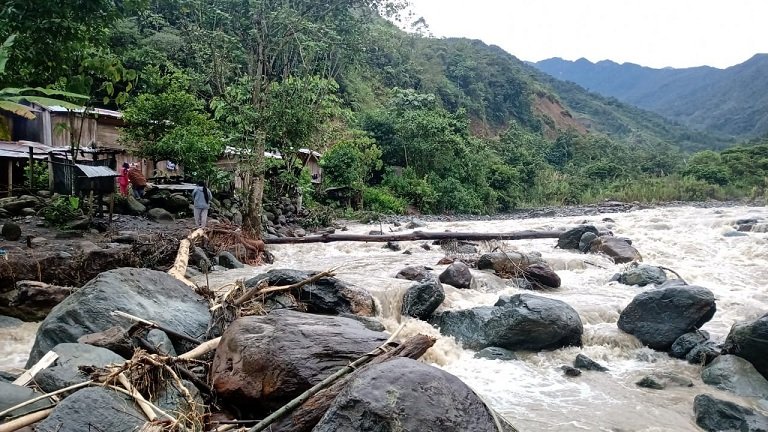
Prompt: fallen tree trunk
<box><xmin>263</xmin><ymin>230</ymin><xmax>563</xmax><ymax>245</ymax></box>
<box><xmin>167</xmin><ymin>228</ymin><xmax>205</xmax><ymax>286</ymax></box>
<box><xmin>269</xmin><ymin>334</ymin><xmax>436</xmax><ymax>432</ymax></box>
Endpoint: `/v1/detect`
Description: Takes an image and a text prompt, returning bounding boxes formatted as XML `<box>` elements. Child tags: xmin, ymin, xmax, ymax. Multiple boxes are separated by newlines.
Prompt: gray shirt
<box><xmin>192</xmin><ymin>186</ymin><xmax>212</xmax><ymax>209</ymax></box>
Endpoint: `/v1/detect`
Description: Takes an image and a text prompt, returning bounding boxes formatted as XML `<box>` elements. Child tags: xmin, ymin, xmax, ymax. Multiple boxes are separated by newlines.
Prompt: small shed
<box><xmin>0</xmin><ymin>141</ymin><xmax>53</xmax><ymax>197</ymax></box>
<box><xmin>297</xmin><ymin>148</ymin><xmax>323</xmax><ymax>183</ymax></box>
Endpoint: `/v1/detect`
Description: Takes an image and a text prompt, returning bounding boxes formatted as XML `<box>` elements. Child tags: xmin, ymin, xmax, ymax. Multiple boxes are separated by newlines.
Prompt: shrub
<box><xmin>362</xmin><ymin>186</ymin><xmax>405</xmax><ymax>214</ymax></box>
<box><xmin>42</xmin><ymin>196</ymin><xmax>83</xmax><ymax>227</ymax></box>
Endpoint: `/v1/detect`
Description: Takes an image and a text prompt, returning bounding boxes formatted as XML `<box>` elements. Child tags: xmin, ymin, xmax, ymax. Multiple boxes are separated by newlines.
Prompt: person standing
<box><xmin>117</xmin><ymin>162</ymin><xmax>130</xmax><ymax>196</ymax></box>
<box><xmin>128</xmin><ymin>163</ymin><xmax>147</xmax><ymax>198</ymax></box>
<box><xmin>192</xmin><ymin>181</ymin><xmax>212</xmax><ymax>228</ymax></box>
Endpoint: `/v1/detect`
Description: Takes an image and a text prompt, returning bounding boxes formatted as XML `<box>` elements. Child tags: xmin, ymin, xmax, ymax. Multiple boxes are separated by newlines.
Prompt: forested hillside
<box><xmin>1</xmin><ymin>0</ymin><xmax>765</xmax><ymax>222</ymax></box>
<box><xmin>534</xmin><ymin>55</ymin><xmax>768</xmax><ymax>137</ymax></box>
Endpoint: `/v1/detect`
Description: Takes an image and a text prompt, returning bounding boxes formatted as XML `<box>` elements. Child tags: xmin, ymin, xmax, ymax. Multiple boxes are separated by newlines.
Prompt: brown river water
<box><xmin>3</xmin><ymin>205</ymin><xmax>767</xmax><ymax>431</ymax></box>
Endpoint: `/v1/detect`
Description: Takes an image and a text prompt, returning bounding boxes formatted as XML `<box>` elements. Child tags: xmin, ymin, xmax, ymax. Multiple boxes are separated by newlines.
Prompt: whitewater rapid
<box><xmin>3</xmin><ymin>205</ymin><xmax>767</xmax><ymax>431</ymax></box>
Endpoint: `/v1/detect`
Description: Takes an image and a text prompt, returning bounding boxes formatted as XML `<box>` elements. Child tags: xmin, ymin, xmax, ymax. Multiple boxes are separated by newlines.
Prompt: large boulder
<box><xmin>723</xmin><ymin>312</ymin><xmax>768</xmax><ymax>380</ymax></box>
<box><xmin>401</xmin><ymin>278</ymin><xmax>445</xmax><ymax>320</ymax></box>
<box><xmin>217</xmin><ymin>251</ymin><xmax>244</xmax><ymax>269</ymax></box>
<box><xmin>211</xmin><ymin>310</ymin><xmax>387</xmax><ymax>413</ymax></box>
<box><xmin>0</xmin><ymin>381</ymin><xmax>54</xmax><ymax>420</ymax></box>
<box><xmin>36</xmin><ymin>343</ymin><xmax>125</xmax><ymax>392</ymax></box>
<box><xmin>147</xmin><ymin>207</ymin><xmax>175</xmax><ymax>222</ymax></box>
<box><xmin>245</xmin><ymin>269</ymin><xmax>375</xmax><ymax>316</ymax></box>
<box><xmin>1</xmin><ymin>222</ymin><xmax>21</xmax><ymax>241</ymax></box>
<box><xmin>431</xmin><ymin>293</ymin><xmax>583</xmax><ymax>351</ymax></box>
<box><xmin>0</xmin><ymin>195</ymin><xmax>38</xmax><ymax>215</ymax></box>
<box><xmin>439</xmin><ymin>262</ymin><xmax>474</xmax><ymax>289</ymax></box>
<box><xmin>477</xmin><ymin>252</ymin><xmax>543</xmax><ymax>276</ymax></box>
<box><xmin>27</xmin><ymin>268</ymin><xmax>211</xmax><ymax>366</ymax></box>
<box><xmin>558</xmin><ymin>225</ymin><xmax>599</xmax><ymax>250</ymax></box>
<box><xmin>618</xmin><ymin>264</ymin><xmax>667</xmax><ymax>286</ymax></box>
<box><xmin>125</xmin><ymin>195</ymin><xmax>146</xmax><ymax>214</ymax></box>
<box><xmin>693</xmin><ymin>394</ymin><xmax>768</xmax><ymax>432</ymax></box>
<box><xmin>36</xmin><ymin>387</ymin><xmax>145</xmax><ymax>432</ymax></box>
<box><xmin>590</xmin><ymin>236</ymin><xmax>642</xmax><ymax>264</ymax></box>
<box><xmin>313</xmin><ymin>358</ymin><xmax>499</xmax><ymax>432</ymax></box>
<box><xmin>617</xmin><ymin>285</ymin><xmax>716</xmax><ymax>350</ymax></box>
<box><xmin>521</xmin><ymin>263</ymin><xmax>561</xmax><ymax>289</ymax></box>
<box><xmin>395</xmin><ymin>265</ymin><xmax>433</xmax><ymax>282</ymax></box>
<box><xmin>669</xmin><ymin>330</ymin><xmax>710</xmax><ymax>359</ymax></box>
<box><xmin>702</xmin><ymin>355</ymin><xmax>768</xmax><ymax>399</ymax></box>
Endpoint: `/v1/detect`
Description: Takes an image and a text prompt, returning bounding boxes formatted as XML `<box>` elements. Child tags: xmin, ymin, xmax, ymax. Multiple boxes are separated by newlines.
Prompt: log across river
<box><xmin>263</xmin><ymin>229</ymin><xmax>564</xmax><ymax>244</ymax></box>
<box><xmin>3</xmin><ymin>205</ymin><xmax>768</xmax><ymax>431</ymax></box>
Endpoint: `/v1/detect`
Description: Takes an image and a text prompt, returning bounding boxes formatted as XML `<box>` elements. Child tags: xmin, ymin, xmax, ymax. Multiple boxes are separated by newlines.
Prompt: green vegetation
<box><xmin>2</xmin><ymin>0</ymin><xmax>765</xmax><ymax>227</ymax></box>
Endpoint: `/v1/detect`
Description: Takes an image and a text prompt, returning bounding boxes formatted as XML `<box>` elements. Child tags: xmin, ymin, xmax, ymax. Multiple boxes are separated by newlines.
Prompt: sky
<box><xmin>405</xmin><ymin>0</ymin><xmax>768</xmax><ymax>69</ymax></box>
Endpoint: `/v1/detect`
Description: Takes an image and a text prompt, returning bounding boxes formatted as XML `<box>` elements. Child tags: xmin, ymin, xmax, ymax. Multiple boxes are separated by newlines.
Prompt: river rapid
<box><xmin>3</xmin><ymin>205</ymin><xmax>768</xmax><ymax>431</ymax></box>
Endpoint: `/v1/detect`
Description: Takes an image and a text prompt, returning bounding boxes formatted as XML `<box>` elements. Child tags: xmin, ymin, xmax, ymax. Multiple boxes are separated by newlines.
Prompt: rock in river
<box><xmin>439</xmin><ymin>261</ymin><xmax>474</xmax><ymax>289</ymax></box>
<box><xmin>36</xmin><ymin>387</ymin><xmax>144</xmax><ymax>432</ymax></box>
<box><xmin>722</xmin><ymin>312</ymin><xmax>768</xmax><ymax>380</ymax></box>
<box><xmin>693</xmin><ymin>394</ymin><xmax>768</xmax><ymax>432</ymax></box>
<box><xmin>401</xmin><ymin>278</ymin><xmax>445</xmax><ymax>320</ymax></box>
<box><xmin>313</xmin><ymin>358</ymin><xmax>501</xmax><ymax>432</ymax></box>
<box><xmin>27</xmin><ymin>268</ymin><xmax>211</xmax><ymax>366</ymax></box>
<box><xmin>701</xmin><ymin>354</ymin><xmax>768</xmax><ymax>399</ymax></box>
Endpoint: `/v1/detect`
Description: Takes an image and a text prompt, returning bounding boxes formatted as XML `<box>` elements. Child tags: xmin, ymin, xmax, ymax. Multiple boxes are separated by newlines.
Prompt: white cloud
<box><xmin>405</xmin><ymin>0</ymin><xmax>768</xmax><ymax>68</ymax></box>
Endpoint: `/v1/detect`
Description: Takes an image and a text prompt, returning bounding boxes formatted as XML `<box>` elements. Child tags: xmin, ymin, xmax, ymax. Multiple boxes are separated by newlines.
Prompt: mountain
<box><xmin>533</xmin><ymin>55</ymin><xmax>768</xmax><ymax>137</ymax></box>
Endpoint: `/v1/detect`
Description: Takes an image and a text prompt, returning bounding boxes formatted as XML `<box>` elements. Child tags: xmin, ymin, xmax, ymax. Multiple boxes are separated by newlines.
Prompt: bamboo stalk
<box><xmin>0</xmin><ymin>381</ymin><xmax>92</xmax><ymax>419</ymax></box>
<box><xmin>247</xmin><ymin>324</ymin><xmax>406</xmax><ymax>432</ymax></box>
<box><xmin>105</xmin><ymin>385</ymin><xmax>176</xmax><ymax>423</ymax></box>
<box><xmin>111</xmin><ymin>310</ymin><xmax>201</xmax><ymax>345</ymax></box>
<box><xmin>12</xmin><ymin>351</ymin><xmax>59</xmax><ymax>386</ymax></box>
<box><xmin>0</xmin><ymin>408</ymin><xmax>54</xmax><ymax>432</ymax></box>
<box><xmin>177</xmin><ymin>337</ymin><xmax>221</xmax><ymax>360</ymax></box>
<box><xmin>117</xmin><ymin>373</ymin><xmax>156</xmax><ymax>421</ymax></box>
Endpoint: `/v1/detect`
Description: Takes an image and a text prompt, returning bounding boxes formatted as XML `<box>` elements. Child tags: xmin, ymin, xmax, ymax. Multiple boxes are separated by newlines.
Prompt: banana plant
<box><xmin>0</xmin><ymin>35</ymin><xmax>88</xmax><ymax>119</ymax></box>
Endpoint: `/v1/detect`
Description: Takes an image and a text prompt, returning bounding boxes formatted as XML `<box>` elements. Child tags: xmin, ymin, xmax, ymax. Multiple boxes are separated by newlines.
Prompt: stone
<box><xmin>10</xmin><ymin>281</ymin><xmax>73</xmax><ymax>321</ymax></box>
<box><xmin>125</xmin><ymin>195</ymin><xmax>146</xmax><ymax>214</ymax></box>
<box><xmin>0</xmin><ymin>381</ymin><xmax>53</xmax><ymax>420</ymax></box>
<box><xmin>313</xmin><ymin>358</ymin><xmax>499</xmax><ymax>432</ymax></box>
<box><xmin>558</xmin><ymin>225</ymin><xmax>599</xmax><ymax>250</ymax></box>
<box><xmin>36</xmin><ymin>387</ymin><xmax>145</xmax><ymax>432</ymax></box>
<box><xmin>440</xmin><ymin>240</ymin><xmax>478</xmax><ymax>255</ymax></box>
<box><xmin>0</xmin><ymin>196</ymin><xmax>38</xmax><ymax>214</ymax></box>
<box><xmin>1</xmin><ymin>222</ymin><xmax>21</xmax><ymax>241</ymax></box>
<box><xmin>64</xmin><ymin>218</ymin><xmax>90</xmax><ymax>231</ymax></box>
<box><xmin>29</xmin><ymin>236</ymin><xmax>48</xmax><ymax>247</ymax></box>
<box><xmin>20</xmin><ymin>207</ymin><xmax>36</xmax><ymax>216</ymax></box>
<box><xmin>669</xmin><ymin>331</ymin><xmax>710</xmax><ymax>359</ymax></box>
<box><xmin>338</xmin><ymin>313</ymin><xmax>386</xmax><ymax>332</ymax></box>
<box><xmin>474</xmin><ymin>346</ymin><xmax>518</xmax><ymax>361</ymax></box>
<box><xmin>168</xmin><ymin>193</ymin><xmax>191</xmax><ymax>212</ymax></box>
<box><xmin>431</xmin><ymin>293</ymin><xmax>583</xmax><ymax>351</ymax></box>
<box><xmin>0</xmin><ymin>314</ymin><xmax>23</xmax><ymax>327</ymax></box>
<box><xmin>147</xmin><ymin>207</ymin><xmax>175</xmax><ymax>222</ymax></box>
<box><xmin>723</xmin><ymin>230</ymin><xmax>749</xmax><ymax>237</ymax></box>
<box><xmin>590</xmin><ymin>236</ymin><xmax>642</xmax><ymax>263</ymax></box>
<box><xmin>232</xmin><ymin>210</ymin><xmax>243</xmax><ymax>226</ymax></box>
<box><xmin>191</xmin><ymin>246</ymin><xmax>211</xmax><ymax>271</ymax></box>
<box><xmin>152</xmin><ymin>379</ymin><xmax>204</xmax><ymax>423</ymax></box>
<box><xmin>562</xmin><ymin>365</ymin><xmax>582</xmax><ymax>377</ymax></box>
<box><xmin>723</xmin><ymin>312</ymin><xmax>768</xmax><ymax>380</ymax></box>
<box><xmin>211</xmin><ymin>310</ymin><xmax>387</xmax><ymax>413</ymax></box>
<box><xmin>77</xmin><ymin>326</ymin><xmax>134</xmax><ymax>358</ymax></box>
<box><xmin>693</xmin><ymin>394</ymin><xmax>768</xmax><ymax>432</ymax></box>
<box><xmin>574</xmin><ymin>353</ymin><xmax>608</xmax><ymax>372</ymax></box>
<box><xmin>216</xmin><ymin>251</ymin><xmax>244</xmax><ymax>269</ymax></box>
<box><xmin>293</xmin><ymin>228</ymin><xmax>306</xmax><ymax>237</ymax></box>
<box><xmin>146</xmin><ymin>329</ymin><xmax>177</xmax><ymax>356</ymax></box>
<box><xmin>702</xmin><ymin>355</ymin><xmax>768</xmax><ymax>399</ymax></box>
<box><xmin>579</xmin><ymin>232</ymin><xmax>598</xmax><ymax>252</ymax></box>
<box><xmin>617</xmin><ymin>285</ymin><xmax>716</xmax><ymax>350</ymax></box>
<box><xmin>521</xmin><ymin>262</ymin><xmax>561</xmax><ymax>289</ymax></box>
<box><xmin>406</xmin><ymin>218</ymin><xmax>427</xmax><ymax>229</ymax></box>
<box><xmin>395</xmin><ymin>265</ymin><xmax>433</xmax><ymax>282</ymax></box>
<box><xmin>477</xmin><ymin>252</ymin><xmax>543</xmax><ymax>276</ymax></box>
<box><xmin>36</xmin><ymin>343</ymin><xmax>125</xmax><ymax>392</ymax></box>
<box><xmin>618</xmin><ymin>264</ymin><xmax>668</xmax><ymax>286</ymax></box>
<box><xmin>401</xmin><ymin>279</ymin><xmax>446</xmax><ymax>320</ymax></box>
<box><xmin>384</xmin><ymin>241</ymin><xmax>401</xmax><ymax>251</ymax></box>
<box><xmin>686</xmin><ymin>341</ymin><xmax>720</xmax><ymax>365</ymax></box>
<box><xmin>27</xmin><ymin>268</ymin><xmax>211</xmax><ymax>366</ymax></box>
<box><xmin>245</xmin><ymin>269</ymin><xmax>375</xmax><ymax>316</ymax></box>
<box><xmin>635</xmin><ymin>372</ymin><xmax>693</xmax><ymax>390</ymax></box>
<box><xmin>439</xmin><ymin>261</ymin><xmax>474</xmax><ymax>289</ymax></box>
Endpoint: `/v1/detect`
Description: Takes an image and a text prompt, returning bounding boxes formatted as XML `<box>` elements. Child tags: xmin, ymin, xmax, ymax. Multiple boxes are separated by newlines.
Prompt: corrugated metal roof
<box><xmin>40</xmin><ymin>105</ymin><xmax>123</xmax><ymax>119</ymax></box>
<box><xmin>75</xmin><ymin>164</ymin><xmax>118</xmax><ymax>178</ymax></box>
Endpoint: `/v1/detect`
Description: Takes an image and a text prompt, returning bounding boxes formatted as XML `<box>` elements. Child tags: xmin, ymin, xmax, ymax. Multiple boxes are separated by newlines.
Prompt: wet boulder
<box><xmin>313</xmin><ymin>358</ymin><xmax>500</xmax><ymax>432</ymax></box>
<box><xmin>617</xmin><ymin>285</ymin><xmax>716</xmax><ymax>350</ymax></box>
<box><xmin>618</xmin><ymin>264</ymin><xmax>667</xmax><ymax>286</ymax></box>
<box><xmin>477</xmin><ymin>252</ymin><xmax>543</xmax><ymax>276</ymax></box>
<box><xmin>36</xmin><ymin>387</ymin><xmax>145</xmax><ymax>432</ymax></box>
<box><xmin>475</xmin><ymin>347</ymin><xmax>517</xmax><ymax>361</ymax></box>
<box><xmin>558</xmin><ymin>225</ymin><xmax>599</xmax><ymax>250</ymax></box>
<box><xmin>245</xmin><ymin>269</ymin><xmax>375</xmax><ymax>316</ymax></box>
<box><xmin>36</xmin><ymin>343</ymin><xmax>125</xmax><ymax>392</ymax></box>
<box><xmin>723</xmin><ymin>312</ymin><xmax>768</xmax><ymax>380</ymax></box>
<box><xmin>702</xmin><ymin>355</ymin><xmax>768</xmax><ymax>399</ymax></box>
<box><xmin>0</xmin><ymin>195</ymin><xmax>38</xmax><ymax>215</ymax></box>
<box><xmin>579</xmin><ymin>232</ymin><xmax>598</xmax><ymax>252</ymax></box>
<box><xmin>635</xmin><ymin>372</ymin><xmax>693</xmax><ymax>390</ymax></box>
<box><xmin>590</xmin><ymin>236</ymin><xmax>641</xmax><ymax>264</ymax></box>
<box><xmin>686</xmin><ymin>341</ymin><xmax>720</xmax><ymax>365</ymax></box>
<box><xmin>574</xmin><ymin>353</ymin><xmax>608</xmax><ymax>372</ymax></box>
<box><xmin>147</xmin><ymin>207</ymin><xmax>175</xmax><ymax>222</ymax></box>
<box><xmin>669</xmin><ymin>330</ymin><xmax>710</xmax><ymax>359</ymax></box>
<box><xmin>693</xmin><ymin>394</ymin><xmax>768</xmax><ymax>432</ymax></box>
<box><xmin>27</xmin><ymin>268</ymin><xmax>211</xmax><ymax>366</ymax></box>
<box><xmin>0</xmin><ymin>381</ymin><xmax>54</xmax><ymax>420</ymax></box>
<box><xmin>216</xmin><ymin>251</ymin><xmax>244</xmax><ymax>269</ymax></box>
<box><xmin>439</xmin><ymin>261</ymin><xmax>474</xmax><ymax>289</ymax></box>
<box><xmin>395</xmin><ymin>265</ymin><xmax>433</xmax><ymax>282</ymax></box>
<box><xmin>211</xmin><ymin>310</ymin><xmax>387</xmax><ymax>413</ymax></box>
<box><xmin>521</xmin><ymin>263</ymin><xmax>561</xmax><ymax>289</ymax></box>
<box><xmin>401</xmin><ymin>278</ymin><xmax>445</xmax><ymax>320</ymax></box>
<box><xmin>431</xmin><ymin>293</ymin><xmax>583</xmax><ymax>351</ymax></box>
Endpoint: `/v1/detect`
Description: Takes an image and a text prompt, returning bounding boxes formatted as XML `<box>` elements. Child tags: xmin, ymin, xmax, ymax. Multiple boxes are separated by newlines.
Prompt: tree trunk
<box><xmin>263</xmin><ymin>229</ymin><xmax>564</xmax><ymax>245</ymax></box>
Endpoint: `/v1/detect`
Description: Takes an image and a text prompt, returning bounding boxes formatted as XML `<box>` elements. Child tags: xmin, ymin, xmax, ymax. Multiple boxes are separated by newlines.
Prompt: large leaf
<box><xmin>0</xmin><ymin>100</ymin><xmax>36</xmax><ymax>119</ymax></box>
<box><xmin>28</xmin><ymin>87</ymin><xmax>89</xmax><ymax>100</ymax></box>
<box><xmin>0</xmin><ymin>34</ymin><xmax>15</xmax><ymax>75</ymax></box>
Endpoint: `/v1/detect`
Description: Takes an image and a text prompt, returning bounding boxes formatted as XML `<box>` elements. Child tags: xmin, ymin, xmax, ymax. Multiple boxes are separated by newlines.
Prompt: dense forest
<box><xmin>1</xmin><ymin>0</ymin><xmax>766</xmax><ymax>228</ymax></box>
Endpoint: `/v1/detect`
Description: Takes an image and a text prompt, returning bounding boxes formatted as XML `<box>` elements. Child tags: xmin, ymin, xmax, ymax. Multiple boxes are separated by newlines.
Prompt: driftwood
<box><xmin>263</xmin><ymin>229</ymin><xmax>563</xmax><ymax>244</ymax></box>
<box><xmin>177</xmin><ymin>337</ymin><xmax>221</xmax><ymax>360</ymax></box>
<box><xmin>12</xmin><ymin>351</ymin><xmax>59</xmax><ymax>386</ymax></box>
<box><xmin>167</xmin><ymin>228</ymin><xmax>205</xmax><ymax>286</ymax></box>
<box><xmin>112</xmin><ymin>310</ymin><xmax>201</xmax><ymax>345</ymax></box>
<box><xmin>0</xmin><ymin>408</ymin><xmax>54</xmax><ymax>432</ymax></box>
<box><xmin>266</xmin><ymin>333</ymin><xmax>436</xmax><ymax>432</ymax></box>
